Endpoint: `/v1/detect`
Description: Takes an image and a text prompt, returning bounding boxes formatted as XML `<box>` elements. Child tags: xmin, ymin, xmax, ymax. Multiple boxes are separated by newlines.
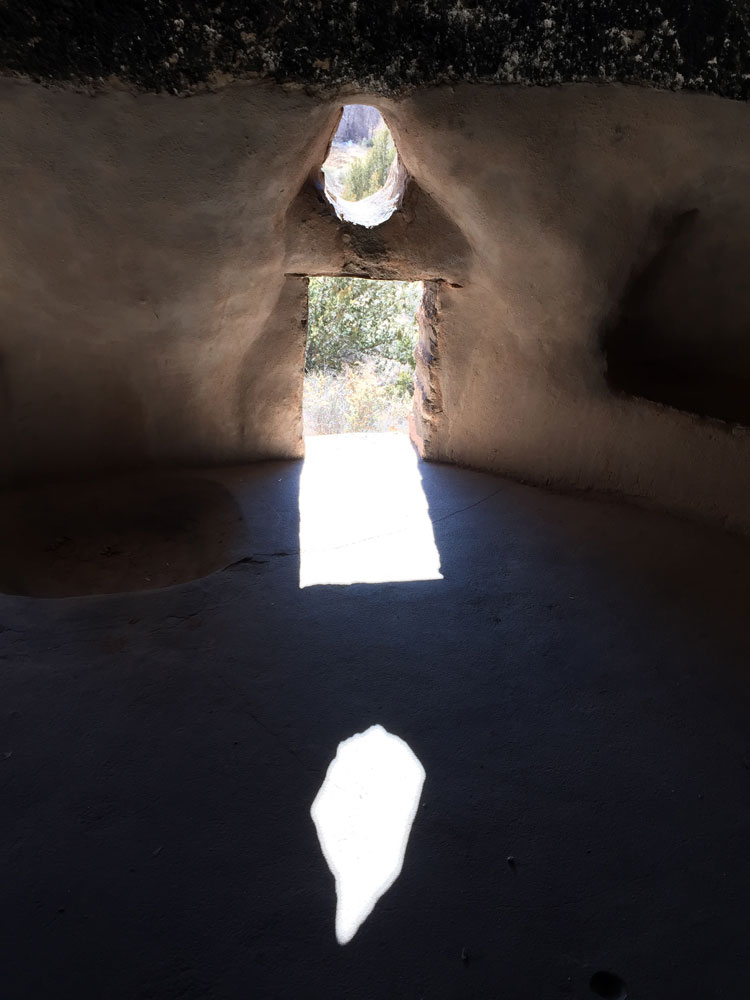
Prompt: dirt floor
<box><xmin>1</xmin><ymin>435</ymin><xmax>749</xmax><ymax>998</ymax></box>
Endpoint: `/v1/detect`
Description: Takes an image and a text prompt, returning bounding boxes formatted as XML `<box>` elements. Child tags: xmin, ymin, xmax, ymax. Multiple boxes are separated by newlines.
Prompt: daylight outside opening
<box><xmin>303</xmin><ymin>277</ymin><xmax>423</xmax><ymax>437</ymax></box>
<box><xmin>322</xmin><ymin>105</ymin><xmax>406</xmax><ymax>227</ymax></box>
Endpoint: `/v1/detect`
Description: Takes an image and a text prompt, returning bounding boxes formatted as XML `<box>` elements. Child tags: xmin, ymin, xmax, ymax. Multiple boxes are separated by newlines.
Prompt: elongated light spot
<box><xmin>311</xmin><ymin>724</ymin><xmax>426</xmax><ymax>944</ymax></box>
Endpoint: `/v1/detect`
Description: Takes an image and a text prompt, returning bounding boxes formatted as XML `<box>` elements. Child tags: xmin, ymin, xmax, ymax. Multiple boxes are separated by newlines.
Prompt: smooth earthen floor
<box><xmin>2</xmin><ymin>435</ymin><xmax>749</xmax><ymax>999</ymax></box>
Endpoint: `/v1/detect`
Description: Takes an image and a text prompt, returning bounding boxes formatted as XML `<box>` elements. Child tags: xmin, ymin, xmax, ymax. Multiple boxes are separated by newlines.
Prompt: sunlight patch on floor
<box><xmin>311</xmin><ymin>724</ymin><xmax>426</xmax><ymax>944</ymax></box>
<box><xmin>298</xmin><ymin>433</ymin><xmax>443</xmax><ymax>587</ymax></box>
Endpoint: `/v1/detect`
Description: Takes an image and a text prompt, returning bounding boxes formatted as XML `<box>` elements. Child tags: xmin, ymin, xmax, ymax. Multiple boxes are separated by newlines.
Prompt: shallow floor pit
<box><xmin>0</xmin><ymin>473</ymin><xmax>246</xmax><ymax>597</ymax></box>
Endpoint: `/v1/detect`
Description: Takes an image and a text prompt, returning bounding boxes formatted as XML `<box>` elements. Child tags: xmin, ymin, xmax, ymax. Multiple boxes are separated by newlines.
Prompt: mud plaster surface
<box><xmin>1</xmin><ymin>77</ymin><xmax>749</xmax><ymax>531</ymax></box>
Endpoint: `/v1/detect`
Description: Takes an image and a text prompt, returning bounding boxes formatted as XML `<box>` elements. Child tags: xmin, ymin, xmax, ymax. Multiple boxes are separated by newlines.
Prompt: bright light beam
<box><xmin>311</xmin><ymin>724</ymin><xmax>426</xmax><ymax>944</ymax></box>
<box><xmin>298</xmin><ymin>433</ymin><xmax>443</xmax><ymax>587</ymax></box>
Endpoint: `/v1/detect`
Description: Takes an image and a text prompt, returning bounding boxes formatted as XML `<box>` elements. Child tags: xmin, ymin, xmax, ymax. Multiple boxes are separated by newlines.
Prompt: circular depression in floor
<box><xmin>0</xmin><ymin>473</ymin><xmax>246</xmax><ymax>597</ymax></box>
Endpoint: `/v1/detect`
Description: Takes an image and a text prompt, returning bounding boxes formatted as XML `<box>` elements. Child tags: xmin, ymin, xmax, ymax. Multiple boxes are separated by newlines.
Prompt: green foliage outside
<box><xmin>304</xmin><ymin>277</ymin><xmax>422</xmax><ymax>435</ymax></box>
<box><xmin>341</xmin><ymin>125</ymin><xmax>396</xmax><ymax>201</ymax></box>
<box><xmin>306</xmin><ymin>277</ymin><xmax>421</xmax><ymax>372</ymax></box>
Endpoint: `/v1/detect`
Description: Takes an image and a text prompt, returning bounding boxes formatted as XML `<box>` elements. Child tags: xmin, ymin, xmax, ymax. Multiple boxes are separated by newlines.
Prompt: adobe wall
<box><xmin>1</xmin><ymin>76</ymin><xmax>749</xmax><ymax>531</ymax></box>
<box><xmin>383</xmin><ymin>85</ymin><xmax>750</xmax><ymax>532</ymax></box>
<box><xmin>0</xmin><ymin>80</ymin><xmax>319</xmax><ymax>478</ymax></box>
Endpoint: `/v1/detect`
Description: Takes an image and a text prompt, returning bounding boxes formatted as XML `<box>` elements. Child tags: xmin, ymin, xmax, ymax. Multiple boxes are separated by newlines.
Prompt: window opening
<box><xmin>321</xmin><ymin>105</ymin><xmax>406</xmax><ymax>227</ymax></box>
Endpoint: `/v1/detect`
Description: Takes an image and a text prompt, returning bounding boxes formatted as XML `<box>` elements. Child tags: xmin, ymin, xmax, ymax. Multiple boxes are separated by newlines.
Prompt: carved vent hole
<box><xmin>321</xmin><ymin>105</ymin><xmax>407</xmax><ymax>228</ymax></box>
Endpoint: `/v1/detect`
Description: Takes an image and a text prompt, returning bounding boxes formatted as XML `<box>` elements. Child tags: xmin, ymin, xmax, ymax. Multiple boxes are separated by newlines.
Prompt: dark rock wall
<box><xmin>1</xmin><ymin>1</ymin><xmax>748</xmax><ymax>99</ymax></box>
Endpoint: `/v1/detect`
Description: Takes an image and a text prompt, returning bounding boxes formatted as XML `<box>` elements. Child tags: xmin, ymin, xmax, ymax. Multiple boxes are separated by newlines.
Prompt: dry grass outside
<box><xmin>303</xmin><ymin>359</ymin><xmax>414</xmax><ymax>435</ymax></box>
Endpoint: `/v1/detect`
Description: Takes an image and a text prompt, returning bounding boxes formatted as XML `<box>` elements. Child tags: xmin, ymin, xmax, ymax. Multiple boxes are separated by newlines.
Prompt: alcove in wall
<box><xmin>604</xmin><ymin>207</ymin><xmax>750</xmax><ymax>427</ymax></box>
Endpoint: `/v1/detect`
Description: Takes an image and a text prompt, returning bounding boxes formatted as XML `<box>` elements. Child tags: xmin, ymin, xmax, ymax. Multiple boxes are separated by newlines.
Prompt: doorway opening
<box><xmin>303</xmin><ymin>276</ymin><xmax>423</xmax><ymax>437</ymax></box>
<box><xmin>298</xmin><ymin>276</ymin><xmax>443</xmax><ymax>587</ymax></box>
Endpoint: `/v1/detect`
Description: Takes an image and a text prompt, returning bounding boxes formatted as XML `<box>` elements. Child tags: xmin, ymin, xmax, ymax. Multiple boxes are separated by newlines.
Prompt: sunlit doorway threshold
<box><xmin>298</xmin><ymin>433</ymin><xmax>443</xmax><ymax>588</ymax></box>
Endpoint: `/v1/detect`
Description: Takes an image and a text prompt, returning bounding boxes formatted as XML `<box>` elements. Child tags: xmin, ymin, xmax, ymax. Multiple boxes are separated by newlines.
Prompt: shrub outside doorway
<box><xmin>303</xmin><ymin>277</ymin><xmax>422</xmax><ymax>435</ymax></box>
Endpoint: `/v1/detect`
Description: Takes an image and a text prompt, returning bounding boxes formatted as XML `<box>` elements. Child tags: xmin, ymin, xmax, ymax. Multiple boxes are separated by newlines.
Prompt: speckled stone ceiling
<box><xmin>1</xmin><ymin>0</ymin><xmax>748</xmax><ymax>99</ymax></box>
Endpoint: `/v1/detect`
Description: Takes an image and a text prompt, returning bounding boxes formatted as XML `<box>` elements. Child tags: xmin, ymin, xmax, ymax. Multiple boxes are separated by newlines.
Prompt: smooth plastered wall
<box><xmin>1</xmin><ymin>78</ymin><xmax>749</xmax><ymax>530</ymax></box>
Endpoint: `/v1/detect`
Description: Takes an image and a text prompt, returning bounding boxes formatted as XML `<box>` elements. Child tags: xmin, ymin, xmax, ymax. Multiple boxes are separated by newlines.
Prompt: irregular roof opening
<box><xmin>321</xmin><ymin>105</ymin><xmax>407</xmax><ymax>228</ymax></box>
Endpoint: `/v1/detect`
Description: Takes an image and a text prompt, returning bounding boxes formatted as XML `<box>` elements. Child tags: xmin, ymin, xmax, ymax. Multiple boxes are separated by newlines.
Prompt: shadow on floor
<box><xmin>2</xmin><ymin>435</ymin><xmax>750</xmax><ymax>998</ymax></box>
<box><xmin>0</xmin><ymin>473</ymin><xmax>250</xmax><ymax>597</ymax></box>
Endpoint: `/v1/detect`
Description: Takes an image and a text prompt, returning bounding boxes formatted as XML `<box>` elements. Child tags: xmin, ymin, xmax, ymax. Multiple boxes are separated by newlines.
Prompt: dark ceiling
<box><xmin>0</xmin><ymin>0</ymin><xmax>748</xmax><ymax>99</ymax></box>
